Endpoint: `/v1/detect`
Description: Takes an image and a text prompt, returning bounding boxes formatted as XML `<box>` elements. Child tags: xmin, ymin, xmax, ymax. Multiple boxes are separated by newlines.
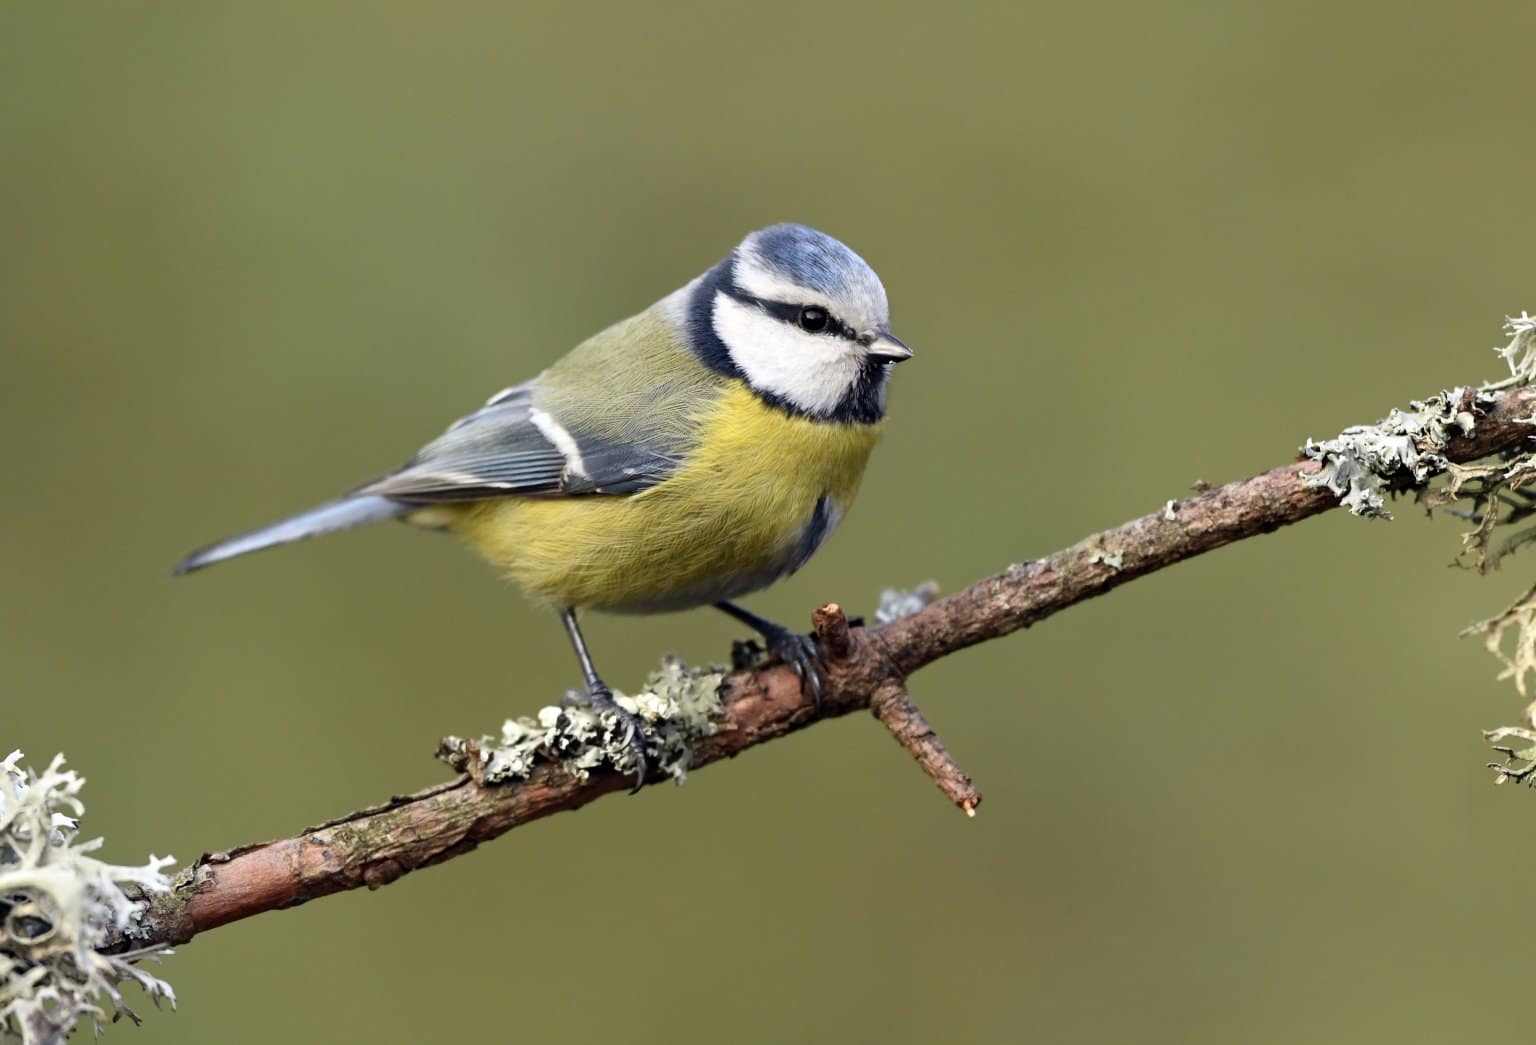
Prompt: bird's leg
<box><xmin>714</xmin><ymin>601</ymin><xmax>825</xmax><ymax>707</ymax></box>
<box><xmin>559</xmin><ymin>607</ymin><xmax>648</xmax><ymax>793</ymax></box>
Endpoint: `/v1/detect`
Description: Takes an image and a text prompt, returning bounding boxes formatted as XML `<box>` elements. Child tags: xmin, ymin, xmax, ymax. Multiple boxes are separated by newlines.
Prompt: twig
<box><xmin>868</xmin><ymin>677</ymin><xmax>979</xmax><ymax>815</ymax></box>
<box><xmin>812</xmin><ymin>601</ymin><xmax>854</xmax><ymax>660</ymax></box>
<box><xmin>110</xmin><ymin>382</ymin><xmax>1536</xmax><ymax>952</ymax></box>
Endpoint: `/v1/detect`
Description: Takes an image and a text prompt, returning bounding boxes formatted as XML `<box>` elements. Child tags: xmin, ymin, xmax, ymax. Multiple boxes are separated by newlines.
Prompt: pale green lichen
<box><xmin>1307</xmin><ymin>308</ymin><xmax>1536</xmax><ymax>523</ymax></box>
<box><xmin>0</xmin><ymin>752</ymin><xmax>175</xmax><ymax>1044</ymax></box>
<box><xmin>1428</xmin><ymin>458</ymin><xmax>1536</xmax><ymax>573</ymax></box>
<box><xmin>1484</xmin><ymin>723</ymin><xmax>1536</xmax><ymax>786</ymax></box>
<box><xmin>1300</xmin><ymin>388</ymin><xmax>1479</xmax><ymax>519</ymax></box>
<box><xmin>1487</xmin><ymin>311</ymin><xmax>1536</xmax><ymax>390</ymax></box>
<box><xmin>874</xmin><ymin>581</ymin><xmax>940</xmax><ymax>624</ymax></box>
<box><xmin>1429</xmin><ymin>313</ymin><xmax>1536</xmax><ymax>784</ymax></box>
<box><xmin>1467</xmin><ymin>582</ymin><xmax>1536</xmax><ymax>699</ymax></box>
<box><xmin>1276</xmin><ymin>312</ymin><xmax>1536</xmax><ymax>785</ymax></box>
<box><xmin>439</xmin><ymin>656</ymin><xmax>725</xmax><ymax>786</ymax></box>
<box><xmin>1088</xmin><ymin>545</ymin><xmax>1125</xmax><ymax>571</ymax></box>
<box><xmin>444</xmin><ymin>586</ymin><xmax>948</xmax><ymax>786</ymax></box>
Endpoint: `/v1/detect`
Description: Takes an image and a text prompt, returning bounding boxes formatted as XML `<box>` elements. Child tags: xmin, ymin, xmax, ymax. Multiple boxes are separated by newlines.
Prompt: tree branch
<box><xmin>869</xmin><ymin>676</ymin><xmax>980</xmax><ymax>816</ymax></box>
<box><xmin>116</xmin><ymin>382</ymin><xmax>1536</xmax><ymax>952</ymax></box>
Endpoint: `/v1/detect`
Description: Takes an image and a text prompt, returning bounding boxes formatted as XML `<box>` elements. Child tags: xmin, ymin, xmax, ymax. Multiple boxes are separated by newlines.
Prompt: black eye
<box><xmin>797</xmin><ymin>306</ymin><xmax>830</xmax><ymax>333</ymax></box>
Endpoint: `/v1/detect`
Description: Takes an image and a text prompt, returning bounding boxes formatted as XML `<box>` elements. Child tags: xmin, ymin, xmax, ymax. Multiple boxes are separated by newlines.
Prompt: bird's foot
<box><xmin>732</xmin><ymin>623</ymin><xmax>826</xmax><ymax>708</ymax></box>
<box><xmin>560</xmin><ymin>686</ymin><xmax>649</xmax><ymax>793</ymax></box>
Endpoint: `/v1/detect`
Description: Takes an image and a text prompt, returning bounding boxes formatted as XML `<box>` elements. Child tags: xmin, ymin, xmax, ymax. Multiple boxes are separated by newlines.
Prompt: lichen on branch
<box><xmin>1352</xmin><ymin>314</ymin><xmax>1536</xmax><ymax>781</ymax></box>
<box><xmin>437</xmin><ymin>657</ymin><xmax>726</xmax><ymax>786</ymax></box>
<box><xmin>1300</xmin><ymin>388</ymin><xmax>1481</xmax><ymax>518</ymax></box>
<box><xmin>41</xmin><ymin>308</ymin><xmax>1536</xmax><ymax>1029</ymax></box>
<box><xmin>1302</xmin><ymin>315</ymin><xmax>1536</xmax><ymax>521</ymax></box>
<box><xmin>0</xmin><ymin>752</ymin><xmax>175</xmax><ymax>1045</ymax></box>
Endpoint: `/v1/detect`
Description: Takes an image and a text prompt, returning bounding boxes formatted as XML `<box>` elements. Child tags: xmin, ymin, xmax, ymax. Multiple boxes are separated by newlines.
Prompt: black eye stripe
<box><xmin>721</xmin><ymin>283</ymin><xmax>858</xmax><ymax>342</ymax></box>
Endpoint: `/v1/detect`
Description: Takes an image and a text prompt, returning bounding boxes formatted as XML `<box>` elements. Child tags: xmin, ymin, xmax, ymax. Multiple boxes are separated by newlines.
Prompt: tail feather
<box><xmin>171</xmin><ymin>495</ymin><xmax>409</xmax><ymax>575</ymax></box>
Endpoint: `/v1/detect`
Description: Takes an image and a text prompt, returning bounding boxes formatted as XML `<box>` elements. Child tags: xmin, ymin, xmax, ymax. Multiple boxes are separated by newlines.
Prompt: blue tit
<box><xmin>174</xmin><ymin>223</ymin><xmax>913</xmax><ymax>787</ymax></box>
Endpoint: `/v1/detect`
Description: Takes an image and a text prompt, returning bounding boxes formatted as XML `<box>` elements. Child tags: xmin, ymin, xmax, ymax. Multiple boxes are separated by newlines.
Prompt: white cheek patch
<box><xmin>713</xmin><ymin>293</ymin><xmax>863</xmax><ymax>416</ymax></box>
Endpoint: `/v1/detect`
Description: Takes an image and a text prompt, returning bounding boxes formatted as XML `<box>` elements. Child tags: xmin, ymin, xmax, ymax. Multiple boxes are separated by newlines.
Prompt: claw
<box><xmin>805</xmin><ymin>657</ymin><xmax>823</xmax><ymax>706</ymax></box>
<box><xmin>765</xmin><ymin>631</ymin><xmax>826</xmax><ymax>709</ymax></box>
<box><xmin>580</xmin><ymin>686</ymin><xmax>649</xmax><ymax>793</ymax></box>
<box><xmin>715</xmin><ymin>603</ymin><xmax>828</xmax><ymax>709</ymax></box>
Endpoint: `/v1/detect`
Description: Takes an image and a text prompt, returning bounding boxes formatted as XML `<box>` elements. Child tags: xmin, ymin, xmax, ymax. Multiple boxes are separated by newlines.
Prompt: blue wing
<box><xmin>356</xmin><ymin>380</ymin><xmax>684</xmax><ymax>502</ymax></box>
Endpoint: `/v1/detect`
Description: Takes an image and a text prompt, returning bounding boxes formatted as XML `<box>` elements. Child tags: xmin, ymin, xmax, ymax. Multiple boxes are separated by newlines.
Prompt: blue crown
<box><xmin>748</xmin><ymin>223</ymin><xmax>885</xmax><ymax>308</ymax></box>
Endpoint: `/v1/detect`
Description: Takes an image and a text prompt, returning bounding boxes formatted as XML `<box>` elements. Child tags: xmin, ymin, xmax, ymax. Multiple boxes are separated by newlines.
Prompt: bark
<box><xmin>117</xmin><ymin>383</ymin><xmax>1536</xmax><ymax>951</ymax></box>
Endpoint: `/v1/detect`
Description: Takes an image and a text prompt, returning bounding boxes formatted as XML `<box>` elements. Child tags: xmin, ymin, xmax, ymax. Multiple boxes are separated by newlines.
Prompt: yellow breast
<box><xmin>442</xmin><ymin>384</ymin><xmax>882</xmax><ymax>611</ymax></box>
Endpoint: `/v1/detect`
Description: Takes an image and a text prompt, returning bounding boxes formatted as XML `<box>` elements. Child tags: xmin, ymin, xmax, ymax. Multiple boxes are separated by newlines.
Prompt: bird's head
<box><xmin>684</xmin><ymin>223</ymin><xmax>912</xmax><ymax>423</ymax></box>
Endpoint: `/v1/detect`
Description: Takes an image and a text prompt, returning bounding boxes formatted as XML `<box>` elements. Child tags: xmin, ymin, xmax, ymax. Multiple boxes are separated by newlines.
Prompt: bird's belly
<box><xmin>446</xmin><ymin>387</ymin><xmax>882</xmax><ymax>612</ymax></box>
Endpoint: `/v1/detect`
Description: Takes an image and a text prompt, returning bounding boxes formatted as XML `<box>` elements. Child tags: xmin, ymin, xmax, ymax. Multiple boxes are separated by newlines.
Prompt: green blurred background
<box><xmin>5</xmin><ymin>2</ymin><xmax>1536</xmax><ymax>1041</ymax></box>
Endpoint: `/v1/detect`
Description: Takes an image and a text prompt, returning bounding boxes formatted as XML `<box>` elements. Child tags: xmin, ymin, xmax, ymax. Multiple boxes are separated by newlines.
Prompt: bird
<box><xmin>173</xmin><ymin>223</ymin><xmax>913</xmax><ymax>788</ymax></box>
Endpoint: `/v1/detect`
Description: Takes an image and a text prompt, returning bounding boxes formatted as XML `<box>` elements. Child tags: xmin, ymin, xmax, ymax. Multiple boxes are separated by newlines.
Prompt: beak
<box><xmin>867</xmin><ymin>330</ymin><xmax>914</xmax><ymax>363</ymax></box>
